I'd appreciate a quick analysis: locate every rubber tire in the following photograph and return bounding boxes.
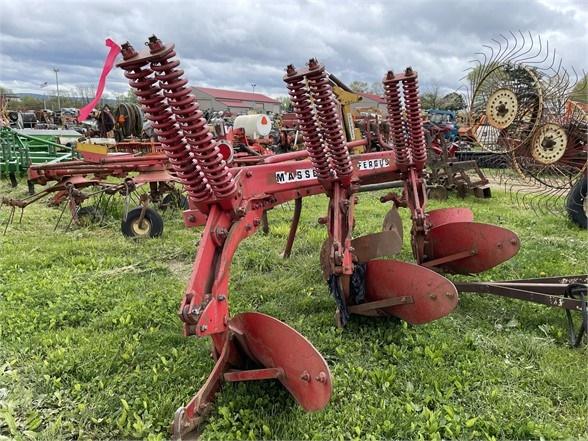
[121,207,164,238]
[160,193,188,210]
[77,206,103,226]
[566,175,587,229]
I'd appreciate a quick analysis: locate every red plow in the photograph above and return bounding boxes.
[115,36,586,439]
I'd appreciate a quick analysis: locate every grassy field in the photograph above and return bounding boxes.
[0,180,587,440]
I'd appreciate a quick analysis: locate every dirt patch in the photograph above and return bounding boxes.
[168,259,192,282]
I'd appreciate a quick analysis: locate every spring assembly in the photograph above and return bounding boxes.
[402,68,427,168]
[147,36,237,200]
[306,59,352,180]
[284,65,332,181]
[118,42,212,202]
[383,71,411,168]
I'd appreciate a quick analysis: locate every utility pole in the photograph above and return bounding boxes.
[53,68,61,111]
[251,83,256,94]
[40,82,48,109]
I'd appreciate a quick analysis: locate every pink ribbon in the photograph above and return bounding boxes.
[78,38,122,121]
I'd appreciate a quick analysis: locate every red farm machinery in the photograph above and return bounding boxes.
[113,36,588,439]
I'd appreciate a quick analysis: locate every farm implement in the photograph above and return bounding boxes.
[116,36,588,438]
[0,126,79,187]
[0,149,184,237]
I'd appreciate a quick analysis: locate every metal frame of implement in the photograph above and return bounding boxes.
[115,36,587,440]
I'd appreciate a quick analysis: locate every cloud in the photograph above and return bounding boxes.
[0,0,586,99]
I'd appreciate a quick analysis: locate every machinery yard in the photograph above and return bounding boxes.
[0,187,586,440]
[1,1,587,440]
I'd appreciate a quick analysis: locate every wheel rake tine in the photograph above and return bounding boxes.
[54,198,69,231]
[3,206,16,236]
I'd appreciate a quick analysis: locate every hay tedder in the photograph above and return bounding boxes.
[115,36,587,439]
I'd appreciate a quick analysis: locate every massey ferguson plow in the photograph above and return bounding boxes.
[115,36,587,439]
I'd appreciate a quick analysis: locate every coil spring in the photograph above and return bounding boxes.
[148,40,236,200]
[383,73,410,167]
[306,60,352,179]
[284,65,331,180]
[119,44,212,202]
[402,71,427,166]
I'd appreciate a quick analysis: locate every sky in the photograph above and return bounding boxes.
[0,0,586,100]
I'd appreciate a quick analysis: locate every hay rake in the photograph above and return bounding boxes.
[0,151,184,237]
[462,32,587,226]
[114,36,586,439]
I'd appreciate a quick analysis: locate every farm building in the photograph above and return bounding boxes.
[352,92,387,114]
[192,86,280,115]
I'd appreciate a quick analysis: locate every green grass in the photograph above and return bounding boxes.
[0,180,587,440]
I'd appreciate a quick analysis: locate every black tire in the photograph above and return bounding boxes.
[160,193,188,210]
[121,207,164,238]
[566,175,587,229]
[77,206,103,226]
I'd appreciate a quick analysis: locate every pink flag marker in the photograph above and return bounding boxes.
[78,38,122,121]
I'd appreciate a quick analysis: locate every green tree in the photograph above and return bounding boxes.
[349,81,369,93]
[570,74,588,103]
[439,92,465,111]
[420,86,441,110]
[369,82,383,96]
[277,96,291,111]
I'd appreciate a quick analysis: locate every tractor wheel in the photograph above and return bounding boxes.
[121,207,164,238]
[77,206,103,227]
[566,175,587,229]
[160,193,188,210]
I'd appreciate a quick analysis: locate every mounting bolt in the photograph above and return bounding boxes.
[121,42,138,60]
[429,293,437,300]
[246,224,252,231]
[285,64,297,76]
[246,171,253,178]
[147,35,164,53]
[405,66,414,75]
[308,58,320,70]
[200,325,208,332]
[315,372,328,383]
[510,238,518,246]
[318,217,328,225]
[445,292,455,298]
[253,218,261,227]
[300,371,311,382]
[188,215,196,222]
[385,70,395,80]
[217,295,226,301]
[497,242,503,249]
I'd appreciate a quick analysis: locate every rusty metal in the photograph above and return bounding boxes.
[456,275,587,347]
[401,68,427,169]
[306,59,353,184]
[425,222,520,274]
[350,230,402,263]
[117,41,213,203]
[147,36,237,201]
[427,207,474,228]
[362,260,458,323]
[283,197,302,258]
[284,65,331,181]
[110,37,585,439]
[383,71,410,169]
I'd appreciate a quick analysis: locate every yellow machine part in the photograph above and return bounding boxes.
[332,84,365,153]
